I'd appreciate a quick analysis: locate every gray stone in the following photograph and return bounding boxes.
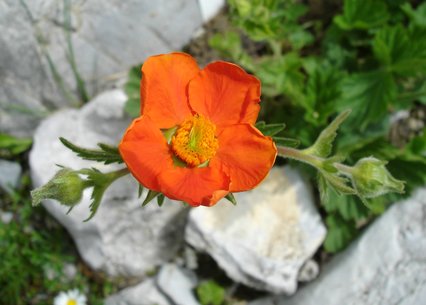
[157,264,200,305]
[0,0,203,136]
[250,188,426,305]
[29,89,188,277]
[185,167,326,294]
[297,259,319,283]
[105,279,171,305]
[0,159,22,193]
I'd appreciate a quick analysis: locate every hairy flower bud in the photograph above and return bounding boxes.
[337,157,405,199]
[31,168,87,207]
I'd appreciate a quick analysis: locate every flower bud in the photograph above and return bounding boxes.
[341,157,405,198]
[31,168,87,207]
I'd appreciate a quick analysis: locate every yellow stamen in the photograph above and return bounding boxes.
[171,115,219,167]
[67,300,77,305]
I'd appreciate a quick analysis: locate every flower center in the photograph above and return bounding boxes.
[67,300,77,305]
[171,115,219,167]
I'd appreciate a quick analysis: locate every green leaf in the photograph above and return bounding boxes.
[0,134,32,156]
[337,71,397,130]
[196,280,226,305]
[225,193,237,205]
[142,190,160,206]
[60,137,123,165]
[334,0,389,30]
[323,214,357,253]
[256,53,305,101]
[124,65,142,118]
[124,98,140,118]
[138,184,144,198]
[209,31,254,71]
[79,168,129,221]
[255,122,286,136]
[304,110,351,158]
[303,63,344,126]
[401,2,426,28]
[372,25,426,76]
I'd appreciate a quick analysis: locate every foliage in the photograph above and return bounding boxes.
[0,177,114,305]
[210,0,426,252]
[196,280,226,305]
[0,133,32,157]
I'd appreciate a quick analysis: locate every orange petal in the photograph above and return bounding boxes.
[211,124,277,192]
[188,61,261,126]
[158,166,230,207]
[141,52,199,128]
[119,116,174,191]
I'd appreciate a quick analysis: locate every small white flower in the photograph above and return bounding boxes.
[54,289,87,305]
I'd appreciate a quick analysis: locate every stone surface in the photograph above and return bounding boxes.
[105,279,171,305]
[0,159,22,193]
[157,264,200,305]
[0,0,203,136]
[185,167,326,294]
[29,89,188,277]
[297,259,319,283]
[250,188,426,305]
[198,0,225,22]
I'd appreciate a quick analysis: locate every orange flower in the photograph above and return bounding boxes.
[119,53,277,206]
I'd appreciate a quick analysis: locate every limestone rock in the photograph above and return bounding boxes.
[157,264,200,305]
[250,188,426,305]
[185,167,326,294]
[29,89,188,277]
[0,0,203,136]
[0,160,22,193]
[105,279,171,305]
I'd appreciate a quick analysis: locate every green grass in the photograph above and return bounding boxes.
[0,173,116,305]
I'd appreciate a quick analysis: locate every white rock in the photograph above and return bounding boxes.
[185,167,327,294]
[250,188,426,305]
[198,0,225,22]
[105,279,170,305]
[157,264,200,305]
[0,0,203,136]
[0,160,22,193]
[30,89,188,277]
[297,259,319,282]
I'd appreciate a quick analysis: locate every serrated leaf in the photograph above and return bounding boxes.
[334,0,389,30]
[304,110,351,158]
[337,71,397,130]
[255,122,286,136]
[225,193,237,205]
[142,190,160,206]
[372,25,426,76]
[401,2,426,29]
[60,137,123,165]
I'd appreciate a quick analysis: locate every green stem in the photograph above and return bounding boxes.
[277,145,324,169]
[106,167,129,181]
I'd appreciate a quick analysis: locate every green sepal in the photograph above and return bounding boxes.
[157,194,165,207]
[138,184,144,198]
[225,193,237,205]
[142,190,160,206]
[255,121,286,136]
[273,137,300,148]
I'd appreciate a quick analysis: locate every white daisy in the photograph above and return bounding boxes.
[54,289,87,305]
